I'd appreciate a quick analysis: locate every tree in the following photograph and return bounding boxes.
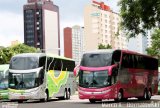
[0,44,37,64]
[146,29,160,66]
[11,44,37,54]
[118,0,160,37]
[98,44,112,49]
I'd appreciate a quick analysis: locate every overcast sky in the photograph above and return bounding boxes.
[0,0,119,48]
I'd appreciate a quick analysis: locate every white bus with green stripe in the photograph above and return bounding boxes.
[8,53,76,102]
[0,64,9,100]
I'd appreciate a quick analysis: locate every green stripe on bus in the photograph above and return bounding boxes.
[47,71,69,97]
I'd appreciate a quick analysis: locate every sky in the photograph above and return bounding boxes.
[0,0,119,48]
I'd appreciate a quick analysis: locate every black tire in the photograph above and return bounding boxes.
[89,99,96,103]
[137,89,148,101]
[143,89,148,100]
[147,90,151,100]
[115,90,123,102]
[58,90,68,100]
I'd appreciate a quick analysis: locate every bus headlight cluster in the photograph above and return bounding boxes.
[101,89,111,94]
[79,89,111,95]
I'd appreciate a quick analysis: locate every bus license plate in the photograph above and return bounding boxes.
[19,96,25,99]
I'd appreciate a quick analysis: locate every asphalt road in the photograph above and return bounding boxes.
[1,95,160,108]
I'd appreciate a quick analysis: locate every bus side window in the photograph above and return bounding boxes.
[62,60,75,72]
[53,58,62,71]
[47,57,54,71]
[112,50,121,65]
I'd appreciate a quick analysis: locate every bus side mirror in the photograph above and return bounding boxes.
[74,65,79,77]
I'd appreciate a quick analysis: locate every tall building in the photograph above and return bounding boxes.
[64,27,72,58]
[72,25,84,64]
[64,26,84,64]
[128,30,153,54]
[24,0,60,55]
[84,0,128,51]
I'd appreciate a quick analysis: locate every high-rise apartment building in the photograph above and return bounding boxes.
[84,0,128,51]
[128,30,153,54]
[64,26,84,64]
[24,0,60,55]
[72,25,84,64]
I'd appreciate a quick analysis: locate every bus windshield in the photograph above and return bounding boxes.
[81,53,112,67]
[0,71,8,90]
[10,57,39,70]
[79,70,110,88]
[9,72,38,90]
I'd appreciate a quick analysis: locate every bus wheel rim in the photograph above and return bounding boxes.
[148,91,151,99]
[45,92,47,101]
[144,91,147,99]
[64,91,67,99]
[118,92,122,100]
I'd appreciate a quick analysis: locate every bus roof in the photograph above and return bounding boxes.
[46,53,74,61]
[0,64,9,71]
[121,50,157,59]
[84,49,157,59]
[12,53,46,58]
[12,53,74,61]
[83,49,115,54]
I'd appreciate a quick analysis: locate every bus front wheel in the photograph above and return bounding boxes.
[40,91,49,102]
[115,90,123,102]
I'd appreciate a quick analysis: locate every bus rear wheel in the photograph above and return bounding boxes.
[147,90,151,100]
[66,89,71,100]
[143,89,148,100]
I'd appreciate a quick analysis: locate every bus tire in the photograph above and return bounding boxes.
[89,99,96,103]
[143,89,148,100]
[58,89,67,100]
[147,90,151,100]
[40,90,49,102]
[67,89,71,100]
[62,89,68,100]
[115,90,123,102]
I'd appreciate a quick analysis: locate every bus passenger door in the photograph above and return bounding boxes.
[110,67,118,98]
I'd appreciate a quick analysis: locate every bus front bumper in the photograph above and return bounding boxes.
[79,88,113,100]
[8,87,43,100]
[0,92,8,100]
